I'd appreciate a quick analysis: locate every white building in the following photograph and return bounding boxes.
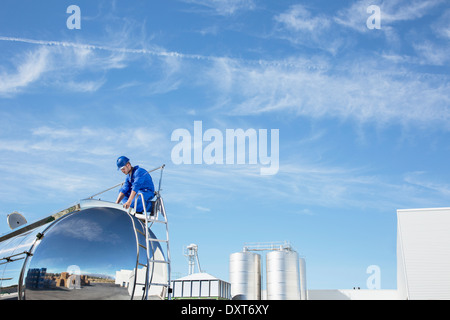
[171,272,231,300]
[307,207,450,300]
[397,207,450,300]
[308,289,398,300]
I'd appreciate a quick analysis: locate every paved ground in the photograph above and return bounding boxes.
[25,282,132,300]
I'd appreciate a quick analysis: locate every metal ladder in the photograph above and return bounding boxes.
[129,165,171,300]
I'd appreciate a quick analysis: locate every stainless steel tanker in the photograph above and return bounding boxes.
[0,199,169,300]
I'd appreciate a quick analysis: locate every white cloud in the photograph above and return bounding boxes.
[196,206,211,212]
[0,139,29,153]
[271,1,448,59]
[0,47,49,96]
[0,124,169,181]
[381,0,444,23]
[0,161,101,196]
[28,125,167,157]
[182,0,256,16]
[335,0,444,33]
[162,154,450,214]
[0,36,210,61]
[0,124,169,204]
[413,41,450,66]
[273,5,342,54]
[50,218,121,244]
[204,54,450,129]
[275,4,331,33]
[433,10,450,40]
[64,79,106,92]
[404,171,450,197]
[0,37,135,95]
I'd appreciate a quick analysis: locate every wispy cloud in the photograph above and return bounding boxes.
[27,125,166,157]
[0,123,169,201]
[195,206,211,212]
[204,55,450,129]
[0,36,216,62]
[64,79,106,92]
[0,37,129,95]
[51,218,121,244]
[413,41,450,66]
[335,0,444,32]
[404,171,450,198]
[181,0,256,16]
[432,9,450,40]
[1,29,448,133]
[273,4,343,54]
[381,0,444,23]
[163,154,450,215]
[0,161,101,197]
[0,35,221,96]
[0,47,49,96]
[275,5,331,33]
[272,0,447,58]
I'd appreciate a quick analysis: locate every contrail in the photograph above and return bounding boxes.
[0,35,214,61]
[0,35,324,70]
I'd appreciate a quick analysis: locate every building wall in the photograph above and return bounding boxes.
[397,207,450,300]
[307,289,398,300]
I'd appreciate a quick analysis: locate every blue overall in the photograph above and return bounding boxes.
[119,165,155,213]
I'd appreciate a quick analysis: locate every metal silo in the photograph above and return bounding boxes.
[229,251,261,300]
[266,249,300,300]
[299,257,307,300]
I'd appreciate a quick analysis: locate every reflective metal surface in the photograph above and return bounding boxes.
[1,226,44,300]
[2,164,169,300]
[229,252,261,300]
[299,257,307,300]
[266,249,300,300]
[1,203,83,300]
[21,207,166,300]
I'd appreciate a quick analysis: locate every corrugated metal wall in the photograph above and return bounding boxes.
[397,208,450,300]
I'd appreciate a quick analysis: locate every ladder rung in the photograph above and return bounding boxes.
[134,216,167,224]
[149,239,168,243]
[138,259,170,265]
[135,282,169,287]
[139,244,147,249]
[136,229,145,236]
[149,259,169,264]
[148,220,167,224]
[149,283,170,287]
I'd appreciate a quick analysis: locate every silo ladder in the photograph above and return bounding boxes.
[129,165,171,300]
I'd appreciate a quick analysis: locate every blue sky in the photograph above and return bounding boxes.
[0,0,449,290]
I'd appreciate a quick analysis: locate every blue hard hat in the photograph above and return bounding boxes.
[117,156,130,170]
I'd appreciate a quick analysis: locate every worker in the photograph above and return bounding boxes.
[115,156,155,213]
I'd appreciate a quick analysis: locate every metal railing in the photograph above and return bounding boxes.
[86,164,171,300]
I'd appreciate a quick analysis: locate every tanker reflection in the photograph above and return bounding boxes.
[23,207,164,300]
